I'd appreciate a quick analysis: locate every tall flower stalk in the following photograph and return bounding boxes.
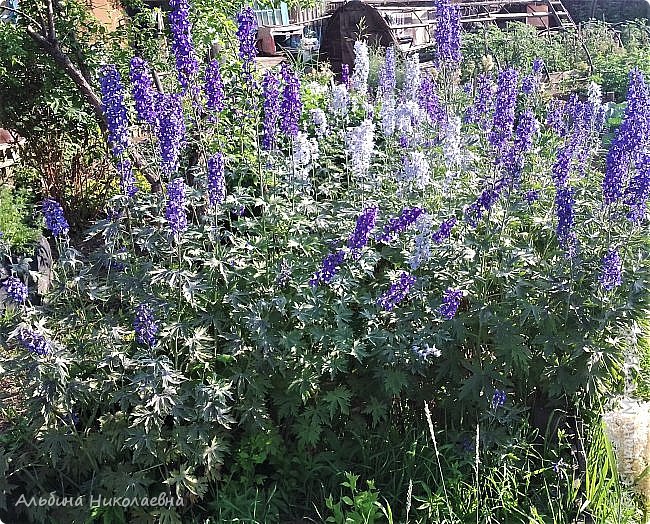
[99,64,137,197]
[169,0,199,92]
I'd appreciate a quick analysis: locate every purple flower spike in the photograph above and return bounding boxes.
[169,0,199,91]
[18,329,52,356]
[204,59,225,112]
[2,276,28,304]
[236,7,258,82]
[347,207,379,256]
[280,63,302,139]
[377,272,417,311]
[434,0,462,67]
[489,69,519,151]
[262,71,281,150]
[376,207,425,243]
[309,249,346,287]
[207,152,226,206]
[129,57,157,125]
[156,93,186,176]
[432,216,457,244]
[599,248,623,291]
[165,178,188,236]
[438,287,463,320]
[42,198,69,237]
[134,303,158,347]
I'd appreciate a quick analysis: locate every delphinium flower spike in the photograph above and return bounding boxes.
[280,63,302,139]
[434,0,462,67]
[169,0,199,91]
[432,216,457,244]
[376,207,425,243]
[165,178,188,236]
[309,249,346,287]
[603,69,650,205]
[204,58,225,112]
[42,198,69,237]
[438,287,463,319]
[377,272,417,311]
[156,93,186,176]
[130,57,157,125]
[207,153,226,206]
[99,64,137,196]
[262,70,281,150]
[491,389,507,409]
[347,206,379,257]
[18,329,52,356]
[599,248,623,291]
[489,68,519,151]
[2,276,28,304]
[236,7,258,83]
[134,304,158,347]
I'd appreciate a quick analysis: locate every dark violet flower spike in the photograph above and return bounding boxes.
[309,249,346,287]
[236,7,258,82]
[42,198,69,237]
[129,57,157,125]
[99,64,130,158]
[434,0,462,67]
[341,64,350,89]
[204,58,225,112]
[464,178,506,227]
[169,0,199,91]
[489,68,519,151]
[156,93,186,176]
[18,329,52,356]
[625,153,650,223]
[207,152,226,206]
[347,206,379,256]
[419,75,445,127]
[546,99,567,136]
[377,271,417,311]
[599,248,623,291]
[376,207,425,243]
[438,287,463,320]
[280,63,302,139]
[165,178,188,235]
[432,216,457,244]
[603,68,650,205]
[465,73,495,131]
[2,276,28,304]
[261,70,281,150]
[134,303,158,347]
[100,64,137,196]
[555,185,577,257]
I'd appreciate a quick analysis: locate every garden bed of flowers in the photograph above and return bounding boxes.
[1,0,649,522]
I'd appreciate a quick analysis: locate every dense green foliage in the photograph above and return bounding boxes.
[0,186,40,250]
[0,4,649,524]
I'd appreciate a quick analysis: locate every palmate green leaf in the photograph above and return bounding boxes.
[164,464,208,498]
[362,396,388,427]
[324,386,352,420]
[380,368,410,397]
[294,410,322,448]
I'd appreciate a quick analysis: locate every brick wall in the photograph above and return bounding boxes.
[563,0,650,23]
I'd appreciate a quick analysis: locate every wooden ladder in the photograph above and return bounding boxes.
[545,0,576,30]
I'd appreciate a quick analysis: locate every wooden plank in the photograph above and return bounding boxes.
[389,22,434,29]
[491,11,552,18]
